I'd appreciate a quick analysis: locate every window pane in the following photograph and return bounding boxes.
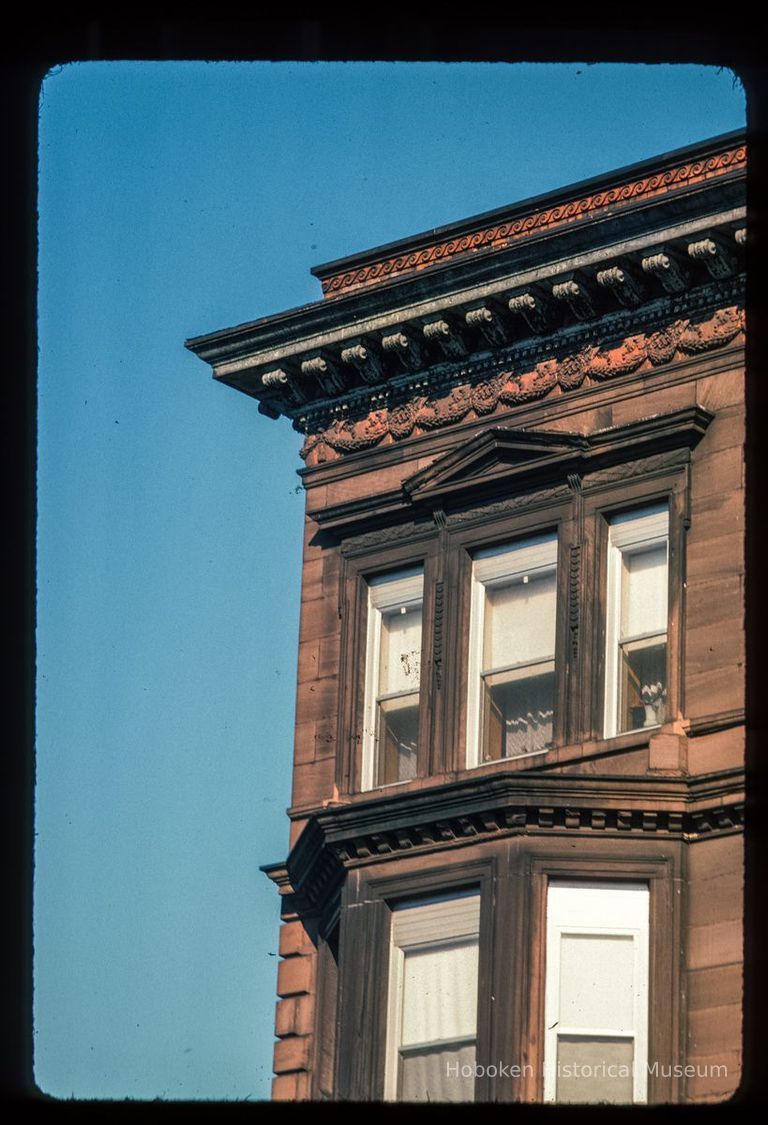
[482,666,554,759]
[620,542,667,639]
[556,1037,634,1104]
[401,940,479,1046]
[377,695,419,785]
[559,934,635,1029]
[380,604,422,695]
[619,638,666,733]
[483,568,556,671]
[399,1042,476,1102]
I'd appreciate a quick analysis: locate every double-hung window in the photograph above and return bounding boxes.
[466,532,558,766]
[384,890,481,1102]
[544,880,650,1104]
[604,505,669,738]
[362,567,424,791]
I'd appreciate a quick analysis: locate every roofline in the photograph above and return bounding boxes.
[309,128,745,281]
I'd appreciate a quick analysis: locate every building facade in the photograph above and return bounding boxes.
[187,131,745,1104]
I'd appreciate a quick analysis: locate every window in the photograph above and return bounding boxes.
[362,567,424,791]
[384,890,480,1102]
[604,505,669,738]
[544,881,649,1104]
[466,533,558,767]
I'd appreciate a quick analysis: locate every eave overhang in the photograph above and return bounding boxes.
[185,131,745,436]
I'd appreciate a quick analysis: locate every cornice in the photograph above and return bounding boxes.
[279,767,744,909]
[298,294,742,466]
[186,193,744,424]
[315,141,746,299]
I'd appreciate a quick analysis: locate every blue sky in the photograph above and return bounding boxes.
[35,61,746,1100]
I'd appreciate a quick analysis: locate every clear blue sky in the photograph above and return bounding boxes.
[35,61,746,1101]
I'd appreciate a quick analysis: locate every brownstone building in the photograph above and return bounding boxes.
[187,131,745,1103]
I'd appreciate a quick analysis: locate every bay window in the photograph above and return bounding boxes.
[466,532,558,767]
[604,505,669,738]
[384,890,481,1102]
[362,567,424,791]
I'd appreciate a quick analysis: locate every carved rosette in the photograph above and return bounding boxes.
[299,305,744,464]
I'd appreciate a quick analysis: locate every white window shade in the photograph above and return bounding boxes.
[400,940,479,1046]
[483,569,557,671]
[620,544,668,639]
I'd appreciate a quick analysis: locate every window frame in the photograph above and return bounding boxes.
[582,471,688,746]
[447,501,574,773]
[543,879,650,1104]
[334,855,496,1101]
[521,844,684,1105]
[384,889,482,1102]
[603,504,670,740]
[361,567,425,792]
[336,537,439,796]
[465,532,560,768]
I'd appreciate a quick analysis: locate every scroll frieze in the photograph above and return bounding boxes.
[300,305,744,465]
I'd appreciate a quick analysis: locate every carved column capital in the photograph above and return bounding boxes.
[507,289,550,334]
[381,329,423,370]
[464,305,508,348]
[261,366,307,406]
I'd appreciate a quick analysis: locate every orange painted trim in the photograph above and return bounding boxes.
[320,146,746,299]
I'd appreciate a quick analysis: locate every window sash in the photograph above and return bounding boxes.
[362,569,424,791]
[466,534,558,768]
[604,506,669,738]
[544,881,649,1104]
[385,892,481,1102]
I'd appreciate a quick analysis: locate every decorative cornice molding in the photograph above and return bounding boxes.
[282,768,745,909]
[300,304,743,465]
[318,144,746,299]
[316,406,709,540]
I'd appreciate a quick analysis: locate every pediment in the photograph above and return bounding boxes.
[311,407,713,537]
[402,425,588,505]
